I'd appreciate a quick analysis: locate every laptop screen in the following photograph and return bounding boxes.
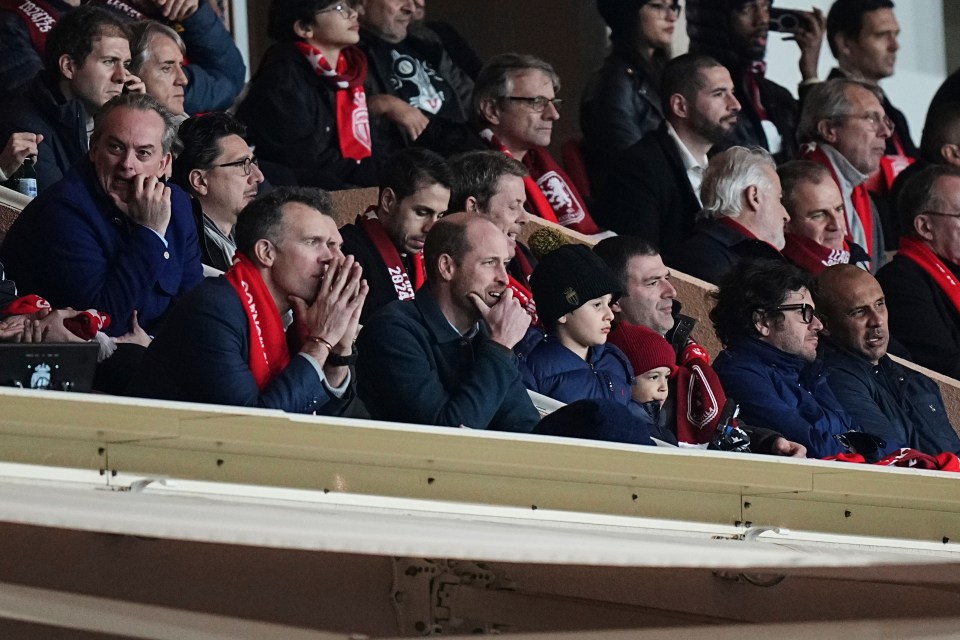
[0,343,99,392]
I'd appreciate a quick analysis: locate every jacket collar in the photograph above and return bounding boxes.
[413,284,484,345]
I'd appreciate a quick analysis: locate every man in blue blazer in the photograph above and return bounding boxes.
[0,94,203,336]
[130,187,367,412]
[0,93,203,338]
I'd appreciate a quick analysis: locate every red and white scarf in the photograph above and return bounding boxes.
[897,236,960,318]
[3,294,110,339]
[480,129,601,235]
[359,211,425,301]
[802,143,875,257]
[296,42,372,162]
[225,253,290,390]
[781,232,856,275]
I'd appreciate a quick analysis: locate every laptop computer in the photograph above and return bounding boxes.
[0,343,99,392]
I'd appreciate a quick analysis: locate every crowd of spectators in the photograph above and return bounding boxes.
[2,0,960,467]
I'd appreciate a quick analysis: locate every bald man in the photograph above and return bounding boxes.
[816,265,960,455]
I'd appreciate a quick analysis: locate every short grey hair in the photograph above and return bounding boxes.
[128,21,186,76]
[472,53,560,123]
[797,78,884,143]
[700,146,776,220]
[92,93,179,155]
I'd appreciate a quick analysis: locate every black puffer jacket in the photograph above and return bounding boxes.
[686,0,799,162]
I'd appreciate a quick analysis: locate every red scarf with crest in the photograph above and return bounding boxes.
[295,42,372,161]
[480,129,601,235]
[225,253,290,390]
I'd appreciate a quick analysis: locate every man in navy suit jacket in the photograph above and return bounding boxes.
[130,187,368,413]
[0,93,203,337]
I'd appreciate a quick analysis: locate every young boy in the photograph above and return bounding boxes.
[607,322,677,407]
[520,244,634,405]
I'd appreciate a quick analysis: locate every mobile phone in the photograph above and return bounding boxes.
[769,7,802,32]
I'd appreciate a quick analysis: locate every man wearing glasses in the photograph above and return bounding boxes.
[710,259,869,458]
[876,165,960,380]
[173,113,265,272]
[473,53,603,236]
[798,78,893,270]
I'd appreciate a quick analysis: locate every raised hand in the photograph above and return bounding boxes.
[469,288,531,349]
[0,132,43,179]
[123,174,172,235]
[289,255,365,359]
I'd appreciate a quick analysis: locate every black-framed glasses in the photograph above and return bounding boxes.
[645,1,682,18]
[841,111,894,133]
[922,210,960,220]
[775,303,816,324]
[500,96,562,113]
[317,1,357,18]
[214,156,259,176]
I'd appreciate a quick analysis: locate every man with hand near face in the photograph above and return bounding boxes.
[817,264,960,456]
[0,93,202,339]
[340,148,453,323]
[131,187,366,413]
[448,150,537,322]
[356,213,540,431]
[0,5,145,191]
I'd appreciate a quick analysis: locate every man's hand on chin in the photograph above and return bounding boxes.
[123,174,172,237]
[470,288,531,350]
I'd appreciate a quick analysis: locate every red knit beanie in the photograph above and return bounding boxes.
[608,321,678,377]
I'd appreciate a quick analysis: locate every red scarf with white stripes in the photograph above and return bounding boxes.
[480,129,601,235]
[225,253,290,390]
[359,212,425,301]
[295,42,372,161]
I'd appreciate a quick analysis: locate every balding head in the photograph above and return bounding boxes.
[817,264,889,363]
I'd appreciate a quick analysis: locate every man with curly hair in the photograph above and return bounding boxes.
[709,259,880,458]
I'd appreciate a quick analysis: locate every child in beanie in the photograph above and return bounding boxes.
[607,321,678,406]
[520,244,636,406]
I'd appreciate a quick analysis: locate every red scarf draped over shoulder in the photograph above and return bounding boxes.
[225,253,290,390]
[781,232,855,275]
[897,236,960,317]
[480,129,601,235]
[296,42,372,161]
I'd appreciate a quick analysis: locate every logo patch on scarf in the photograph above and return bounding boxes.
[686,364,720,429]
[537,171,585,226]
[352,91,372,151]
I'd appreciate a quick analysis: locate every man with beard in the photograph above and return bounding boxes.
[686,0,826,162]
[599,53,741,261]
[339,147,453,323]
[817,264,960,455]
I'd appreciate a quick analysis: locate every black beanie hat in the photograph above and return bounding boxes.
[530,244,622,325]
[596,0,650,41]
